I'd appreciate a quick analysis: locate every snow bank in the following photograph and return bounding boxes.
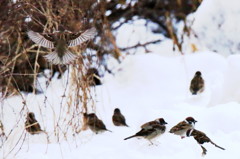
[185,0,240,56]
[1,52,240,159]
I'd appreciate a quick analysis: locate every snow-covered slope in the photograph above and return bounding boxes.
[1,52,240,159]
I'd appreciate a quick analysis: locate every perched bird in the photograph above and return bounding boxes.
[190,71,205,95]
[86,68,101,86]
[85,113,112,134]
[0,120,6,138]
[124,118,167,144]
[169,117,197,139]
[27,27,96,65]
[141,118,166,129]
[82,113,89,130]
[25,112,43,135]
[186,129,225,156]
[112,108,128,127]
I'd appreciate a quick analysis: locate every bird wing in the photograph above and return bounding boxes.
[191,129,210,144]
[68,27,96,47]
[170,121,191,133]
[190,77,204,90]
[27,30,54,48]
[141,121,158,129]
[113,114,126,124]
[136,124,164,137]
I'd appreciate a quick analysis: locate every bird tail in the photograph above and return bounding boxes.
[44,50,78,65]
[210,141,225,150]
[124,135,137,140]
[192,92,197,95]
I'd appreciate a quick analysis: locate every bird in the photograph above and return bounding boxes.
[140,118,166,129]
[0,120,6,138]
[112,108,128,127]
[25,112,43,135]
[190,71,205,95]
[82,113,89,130]
[186,128,225,156]
[85,113,112,134]
[124,118,167,144]
[169,117,197,139]
[27,27,97,65]
[86,68,102,86]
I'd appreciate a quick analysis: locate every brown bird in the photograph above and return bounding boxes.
[0,120,6,138]
[190,71,205,95]
[169,117,197,139]
[124,118,167,144]
[112,108,128,127]
[85,113,112,134]
[186,129,225,156]
[82,113,89,130]
[27,27,96,65]
[25,112,43,135]
[140,118,166,129]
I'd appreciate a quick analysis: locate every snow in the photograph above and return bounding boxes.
[2,0,240,158]
[1,52,240,159]
[184,0,240,56]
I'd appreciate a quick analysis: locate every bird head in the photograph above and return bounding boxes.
[156,118,168,125]
[27,112,35,120]
[195,71,202,76]
[114,108,121,114]
[185,117,197,125]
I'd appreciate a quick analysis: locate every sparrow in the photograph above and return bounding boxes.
[169,117,197,139]
[112,108,128,127]
[27,27,97,65]
[86,68,101,86]
[190,71,205,95]
[140,118,166,129]
[85,113,112,134]
[124,118,167,144]
[186,128,225,156]
[25,112,43,135]
[82,113,89,130]
[0,120,6,138]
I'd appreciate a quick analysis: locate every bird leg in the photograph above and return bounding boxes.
[181,136,185,139]
[148,140,154,146]
[148,140,159,146]
[200,145,207,156]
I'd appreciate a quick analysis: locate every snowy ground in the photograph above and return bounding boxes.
[2,0,240,158]
[1,52,240,159]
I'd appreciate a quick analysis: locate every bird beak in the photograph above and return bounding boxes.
[195,121,198,123]
[165,122,168,124]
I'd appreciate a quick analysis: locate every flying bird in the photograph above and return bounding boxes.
[25,112,43,135]
[124,118,167,144]
[186,128,225,156]
[27,27,96,65]
[112,108,128,127]
[85,113,112,134]
[169,117,197,139]
[190,71,205,95]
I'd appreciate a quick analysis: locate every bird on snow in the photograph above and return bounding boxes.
[124,118,167,144]
[169,117,197,139]
[25,112,44,135]
[85,113,112,134]
[112,108,128,127]
[27,27,96,65]
[190,71,205,95]
[186,128,225,156]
